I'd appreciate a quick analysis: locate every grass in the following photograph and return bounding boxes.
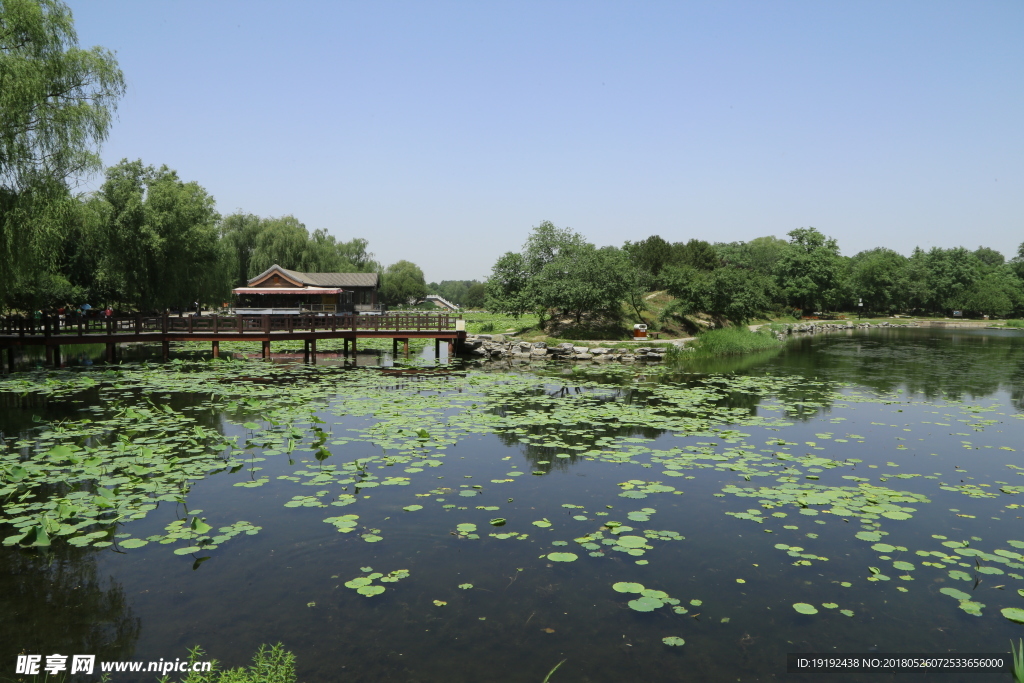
[159,644,296,683]
[1005,320,1024,328]
[1013,639,1024,683]
[671,326,781,360]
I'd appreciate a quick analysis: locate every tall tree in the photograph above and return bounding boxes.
[0,0,125,308]
[849,247,908,314]
[380,260,427,307]
[774,227,843,312]
[92,159,222,310]
[220,212,262,286]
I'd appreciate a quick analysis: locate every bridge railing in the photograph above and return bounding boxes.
[0,313,460,337]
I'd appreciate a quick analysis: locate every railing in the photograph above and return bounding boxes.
[0,313,460,337]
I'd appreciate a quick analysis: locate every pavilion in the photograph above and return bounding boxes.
[233,265,380,314]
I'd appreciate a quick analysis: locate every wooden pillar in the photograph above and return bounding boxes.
[392,337,398,356]
[351,336,357,356]
[54,345,63,368]
[212,341,220,359]
[403,338,409,358]
[303,339,310,363]
[262,340,270,359]
[105,343,115,363]
[434,338,440,359]
[344,337,349,357]
[448,340,454,358]
[45,344,53,366]
[162,341,170,361]
[310,338,317,365]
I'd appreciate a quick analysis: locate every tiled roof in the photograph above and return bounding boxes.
[248,265,378,288]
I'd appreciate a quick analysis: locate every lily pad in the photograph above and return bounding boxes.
[792,603,818,615]
[612,582,645,594]
[547,552,578,562]
[662,636,685,646]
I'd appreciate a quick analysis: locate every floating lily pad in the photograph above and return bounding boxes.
[792,603,818,615]
[662,636,685,646]
[547,552,578,562]
[612,582,645,594]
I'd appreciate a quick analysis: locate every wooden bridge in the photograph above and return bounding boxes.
[0,313,466,371]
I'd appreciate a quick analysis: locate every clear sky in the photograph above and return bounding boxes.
[67,0,1023,282]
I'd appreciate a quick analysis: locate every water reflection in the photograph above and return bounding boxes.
[0,544,140,672]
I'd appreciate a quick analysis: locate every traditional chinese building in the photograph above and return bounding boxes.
[232,264,380,313]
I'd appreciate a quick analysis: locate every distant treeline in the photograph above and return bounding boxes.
[3,158,434,313]
[485,222,1024,325]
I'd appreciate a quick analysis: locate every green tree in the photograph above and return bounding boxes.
[92,159,222,310]
[849,247,907,314]
[485,252,532,318]
[249,216,312,275]
[220,212,262,286]
[670,239,720,271]
[380,260,426,307]
[623,235,673,286]
[663,265,774,324]
[715,236,788,277]
[464,282,486,308]
[973,246,1004,268]
[774,227,843,312]
[0,0,125,308]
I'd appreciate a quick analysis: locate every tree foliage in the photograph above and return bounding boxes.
[774,227,843,312]
[381,260,426,307]
[0,0,124,309]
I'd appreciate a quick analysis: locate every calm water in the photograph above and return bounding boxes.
[2,327,1024,682]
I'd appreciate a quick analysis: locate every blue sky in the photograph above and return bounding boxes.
[68,1,1023,282]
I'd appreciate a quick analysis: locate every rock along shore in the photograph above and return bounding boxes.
[461,321,921,364]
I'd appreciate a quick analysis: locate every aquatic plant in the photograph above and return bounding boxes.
[157,644,296,683]
[684,326,782,358]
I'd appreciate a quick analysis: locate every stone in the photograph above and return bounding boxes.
[530,347,548,356]
[590,347,610,355]
[532,341,548,349]
[574,353,594,360]
[572,346,589,354]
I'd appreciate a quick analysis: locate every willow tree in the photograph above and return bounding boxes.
[0,0,125,308]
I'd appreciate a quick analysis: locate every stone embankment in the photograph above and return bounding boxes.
[462,335,667,362]
[767,320,919,341]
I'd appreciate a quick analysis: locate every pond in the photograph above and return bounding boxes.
[2,327,1024,682]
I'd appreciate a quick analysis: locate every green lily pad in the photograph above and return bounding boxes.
[1001,607,1024,623]
[792,603,818,615]
[356,585,385,597]
[612,582,645,594]
[628,596,664,612]
[662,636,685,646]
[547,552,578,562]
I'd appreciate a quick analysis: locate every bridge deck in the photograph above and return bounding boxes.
[0,313,464,347]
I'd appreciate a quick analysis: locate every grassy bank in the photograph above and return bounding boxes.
[670,326,781,360]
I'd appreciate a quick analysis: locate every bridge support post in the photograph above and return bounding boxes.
[352,337,357,356]
[344,337,349,357]
[392,337,398,357]
[105,343,115,363]
[262,340,270,359]
[403,338,409,358]
[434,338,440,359]
[448,340,454,358]
[212,341,220,359]
[56,345,63,368]
[303,340,310,363]
[162,341,169,361]
[45,344,53,366]
[310,339,317,365]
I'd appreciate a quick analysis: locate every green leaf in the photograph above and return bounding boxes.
[547,552,578,562]
[662,636,685,646]
[792,603,818,615]
[612,582,645,594]
[1001,607,1024,624]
